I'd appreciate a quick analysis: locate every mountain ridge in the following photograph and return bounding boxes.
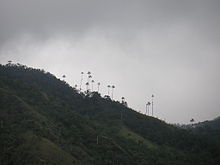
[0,63,220,165]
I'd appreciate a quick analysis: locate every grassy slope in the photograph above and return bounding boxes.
[0,64,220,165]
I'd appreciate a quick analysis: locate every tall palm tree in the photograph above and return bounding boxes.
[62,75,66,81]
[86,82,89,93]
[111,85,115,99]
[86,71,91,91]
[87,71,91,82]
[91,80,95,92]
[151,94,154,116]
[121,97,125,103]
[121,97,125,120]
[97,82,101,92]
[147,102,151,115]
[88,75,92,91]
[80,72,84,91]
[190,118,195,125]
[145,103,148,115]
[107,85,111,96]
[145,102,149,115]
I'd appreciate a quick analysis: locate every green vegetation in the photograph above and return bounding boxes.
[0,63,220,165]
[185,117,220,146]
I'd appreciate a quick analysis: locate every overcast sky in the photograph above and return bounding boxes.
[0,0,220,124]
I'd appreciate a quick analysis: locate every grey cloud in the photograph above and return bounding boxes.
[0,0,220,123]
[1,0,220,42]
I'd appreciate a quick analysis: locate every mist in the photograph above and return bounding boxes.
[0,0,220,123]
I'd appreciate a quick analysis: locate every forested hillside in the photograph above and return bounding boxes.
[186,117,220,144]
[0,64,220,165]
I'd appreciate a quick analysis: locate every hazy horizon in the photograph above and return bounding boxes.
[0,0,220,124]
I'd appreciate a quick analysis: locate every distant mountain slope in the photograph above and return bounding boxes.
[0,64,220,165]
[195,117,220,130]
[189,117,220,142]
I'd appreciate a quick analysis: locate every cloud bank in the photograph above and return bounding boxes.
[0,0,220,123]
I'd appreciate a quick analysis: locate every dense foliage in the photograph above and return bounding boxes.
[184,117,220,146]
[0,64,220,165]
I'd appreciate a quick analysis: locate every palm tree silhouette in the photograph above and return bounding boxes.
[121,97,125,103]
[91,80,95,92]
[86,82,89,93]
[121,97,127,107]
[87,71,91,91]
[121,97,125,120]
[87,71,91,82]
[151,94,154,116]
[80,72,84,91]
[145,103,148,115]
[124,101,128,107]
[107,85,111,96]
[88,75,92,91]
[190,118,195,125]
[97,82,101,92]
[111,85,115,99]
[62,75,66,81]
[147,102,151,115]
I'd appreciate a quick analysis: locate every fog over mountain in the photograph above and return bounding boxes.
[0,0,220,123]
